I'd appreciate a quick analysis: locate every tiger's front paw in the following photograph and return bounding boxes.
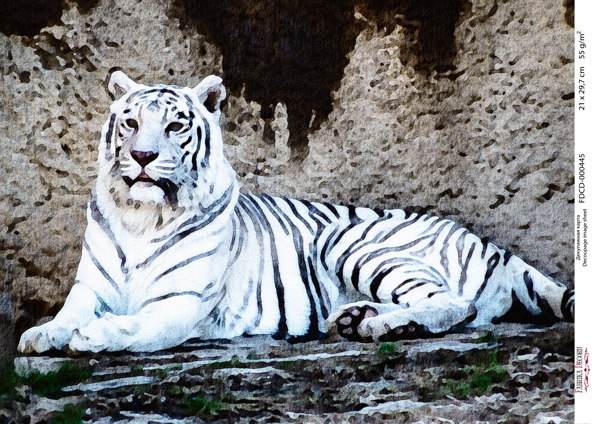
[67,328,110,353]
[18,323,73,354]
[68,313,137,353]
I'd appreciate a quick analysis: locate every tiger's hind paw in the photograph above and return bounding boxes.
[328,301,440,342]
[329,304,379,342]
[377,321,431,342]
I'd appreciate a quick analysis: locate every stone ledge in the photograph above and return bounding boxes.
[3,322,573,423]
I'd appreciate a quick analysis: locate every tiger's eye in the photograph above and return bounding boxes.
[166,122,184,133]
[125,119,138,130]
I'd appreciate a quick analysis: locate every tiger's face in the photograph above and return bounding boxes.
[97,71,236,216]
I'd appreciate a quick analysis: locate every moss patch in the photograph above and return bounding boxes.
[22,362,93,399]
[420,351,510,401]
[183,395,225,418]
[50,403,86,424]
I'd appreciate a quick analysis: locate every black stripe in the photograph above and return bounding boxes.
[257,196,290,235]
[197,185,234,215]
[369,267,396,302]
[181,136,192,149]
[474,252,501,301]
[192,116,210,172]
[245,196,289,339]
[299,201,334,316]
[89,198,127,274]
[140,291,215,310]
[480,237,489,259]
[201,117,211,168]
[523,271,535,301]
[391,278,421,294]
[125,88,163,103]
[160,88,178,96]
[230,211,247,263]
[369,257,413,277]
[280,198,314,232]
[457,242,476,296]
[181,151,190,164]
[156,178,179,207]
[503,250,513,266]
[427,290,445,299]
[392,281,439,302]
[321,202,341,219]
[421,216,442,235]
[455,231,468,267]
[277,197,333,320]
[229,215,238,252]
[283,202,333,310]
[320,230,338,271]
[191,127,200,172]
[297,200,332,319]
[308,257,329,320]
[561,289,574,322]
[439,224,463,277]
[378,212,421,244]
[83,240,121,294]
[76,281,114,316]
[152,247,220,284]
[183,94,195,110]
[299,199,333,224]
[105,114,116,152]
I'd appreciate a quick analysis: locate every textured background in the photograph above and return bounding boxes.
[0,0,574,344]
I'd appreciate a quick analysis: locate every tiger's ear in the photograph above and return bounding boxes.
[108,71,140,100]
[193,75,226,114]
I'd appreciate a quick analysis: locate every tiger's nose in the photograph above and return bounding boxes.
[130,150,159,168]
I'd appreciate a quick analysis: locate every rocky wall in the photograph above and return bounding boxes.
[0,0,574,343]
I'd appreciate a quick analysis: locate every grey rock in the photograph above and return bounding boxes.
[4,323,574,423]
[0,292,15,365]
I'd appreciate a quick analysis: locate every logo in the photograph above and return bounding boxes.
[575,347,590,393]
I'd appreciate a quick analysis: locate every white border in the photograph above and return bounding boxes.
[574,1,597,422]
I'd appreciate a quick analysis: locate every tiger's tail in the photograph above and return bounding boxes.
[500,255,574,324]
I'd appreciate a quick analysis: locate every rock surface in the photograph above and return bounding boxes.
[0,0,574,343]
[2,323,574,423]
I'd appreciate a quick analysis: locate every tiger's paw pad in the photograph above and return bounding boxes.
[335,305,379,342]
[378,321,431,342]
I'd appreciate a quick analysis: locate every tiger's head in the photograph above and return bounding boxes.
[96,71,238,231]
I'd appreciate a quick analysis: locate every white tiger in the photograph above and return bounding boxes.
[18,72,574,353]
